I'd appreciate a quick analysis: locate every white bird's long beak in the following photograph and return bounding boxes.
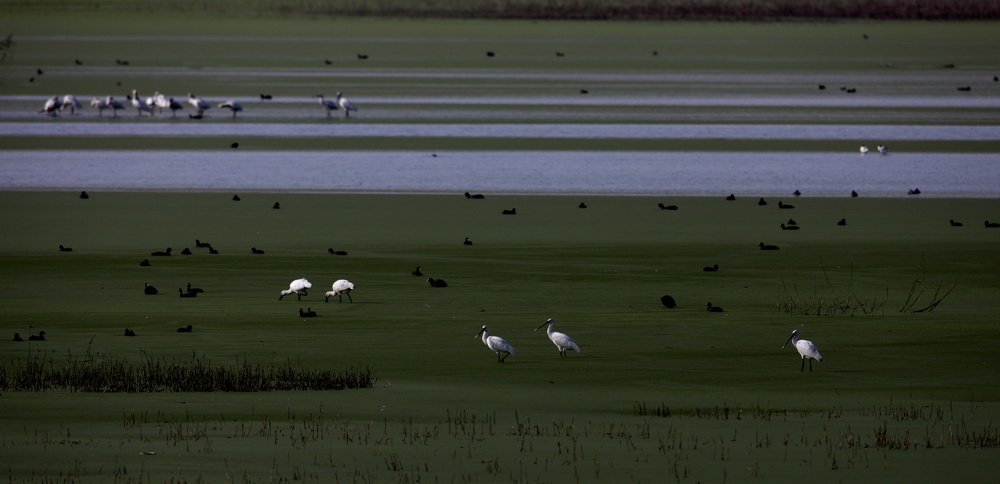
[782,334,795,349]
[534,322,549,332]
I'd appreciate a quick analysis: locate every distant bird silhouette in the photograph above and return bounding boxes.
[144,283,158,295]
[464,237,473,246]
[186,283,204,294]
[705,302,724,312]
[357,54,369,60]
[464,192,486,199]
[195,239,211,248]
[758,198,767,206]
[427,278,448,288]
[59,245,73,252]
[230,142,239,149]
[908,188,921,195]
[328,248,348,255]
[180,248,192,255]
[139,259,150,266]
[949,219,963,227]
[299,308,318,317]
[837,218,847,226]
[986,221,1000,228]
[259,94,273,100]
[28,331,46,341]
[502,208,517,215]
[251,247,265,254]
[411,266,423,276]
[578,202,587,208]
[486,51,495,57]
[232,194,241,201]
[780,223,799,230]
[957,86,971,92]
[703,264,719,272]
[725,194,736,201]
[150,247,172,256]
[786,218,797,225]
[124,328,136,337]
[79,191,89,199]
[272,202,280,209]
[179,288,197,298]
[793,190,801,196]
[658,203,678,210]
[759,242,780,250]
[778,201,795,209]
[13,333,24,342]
[851,190,858,197]
[177,325,193,333]
[660,295,677,308]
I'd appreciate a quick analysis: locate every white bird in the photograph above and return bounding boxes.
[535,318,580,357]
[877,144,889,155]
[130,89,152,116]
[335,92,358,118]
[859,145,868,155]
[218,100,243,118]
[474,325,516,363]
[60,94,82,114]
[151,92,170,114]
[39,96,62,115]
[279,278,312,300]
[187,93,211,116]
[324,279,355,303]
[782,329,823,372]
[90,97,108,117]
[106,96,126,117]
[317,94,338,117]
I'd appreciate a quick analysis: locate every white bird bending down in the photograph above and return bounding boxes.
[336,92,358,118]
[475,325,516,363]
[859,145,868,155]
[877,144,889,155]
[187,93,211,116]
[218,100,243,118]
[130,89,152,116]
[39,96,62,115]
[317,94,338,117]
[279,278,312,300]
[325,279,355,303]
[535,318,580,357]
[782,329,823,372]
[60,94,82,114]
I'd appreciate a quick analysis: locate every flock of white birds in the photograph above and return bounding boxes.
[38,91,358,119]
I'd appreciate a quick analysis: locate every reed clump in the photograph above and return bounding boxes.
[0,352,374,392]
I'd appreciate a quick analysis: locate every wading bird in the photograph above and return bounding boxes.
[90,97,109,116]
[279,278,312,300]
[782,329,823,372]
[859,145,869,155]
[218,100,243,118]
[187,93,210,116]
[336,92,358,118]
[317,94,338,117]
[325,279,355,303]
[130,89,152,116]
[39,96,62,115]
[475,325,516,363]
[535,318,580,357]
[106,96,126,117]
[60,94,82,114]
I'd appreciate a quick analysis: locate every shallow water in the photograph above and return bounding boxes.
[1,150,995,197]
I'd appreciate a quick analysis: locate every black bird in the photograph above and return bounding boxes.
[580,89,589,94]
[28,331,46,341]
[181,248,192,255]
[657,203,678,210]
[703,264,719,272]
[251,247,265,254]
[949,219,963,227]
[328,248,348,255]
[427,278,448,288]
[578,202,587,209]
[177,325,193,333]
[186,283,204,294]
[851,190,858,197]
[144,283,158,295]
[195,239,211,248]
[79,191,89,199]
[357,54,369,60]
[13,333,24,342]
[411,266,423,276]
[124,328,136,337]
[464,237,473,246]
[272,202,280,209]
[786,218,797,225]
[150,247,172,256]
[818,84,826,90]
[486,51,495,57]
[793,190,801,196]
[781,223,800,230]
[464,192,485,199]
[232,194,241,201]
[705,302,724,312]
[957,86,971,91]
[139,259,150,266]
[759,242,780,250]
[660,295,677,308]
[230,142,239,149]
[837,218,847,226]
[299,308,318,317]
[986,221,1000,228]
[502,208,516,215]
[725,194,736,201]
[259,94,273,100]
[179,288,197,298]
[59,245,73,252]
[758,198,767,206]
[778,201,795,209]
[908,188,921,195]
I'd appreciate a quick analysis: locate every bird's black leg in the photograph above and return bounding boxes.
[500,352,509,363]
[800,359,805,372]
[809,359,813,372]
[347,293,353,303]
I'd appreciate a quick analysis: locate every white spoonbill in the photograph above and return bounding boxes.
[782,329,823,372]
[218,100,243,118]
[279,278,312,300]
[39,96,62,115]
[335,92,358,118]
[90,97,108,117]
[106,96,126,117]
[60,94,82,114]
[877,144,889,155]
[325,279,355,303]
[187,93,211,116]
[535,318,580,357]
[130,89,152,116]
[859,145,868,155]
[316,94,338,117]
[474,325,516,363]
